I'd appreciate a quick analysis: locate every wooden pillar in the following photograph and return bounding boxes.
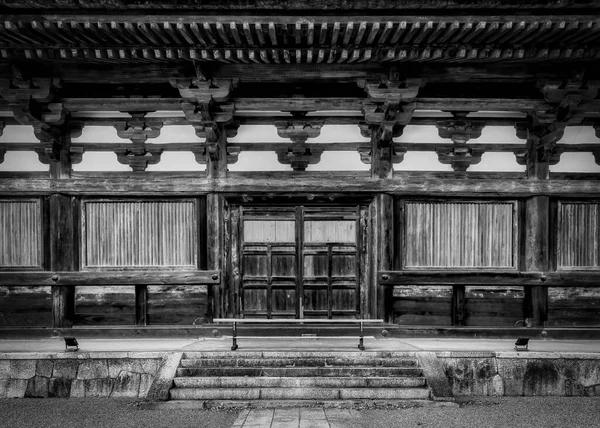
[452,285,466,326]
[525,196,550,327]
[206,124,228,320]
[135,285,147,326]
[520,118,557,328]
[371,129,395,321]
[49,126,79,328]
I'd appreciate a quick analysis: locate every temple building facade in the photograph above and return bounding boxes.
[0,0,599,336]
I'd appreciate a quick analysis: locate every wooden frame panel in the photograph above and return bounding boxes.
[556,200,600,271]
[0,198,44,270]
[401,199,519,271]
[80,198,199,270]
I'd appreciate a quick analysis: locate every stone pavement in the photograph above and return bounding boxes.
[232,408,361,428]
[1,336,599,354]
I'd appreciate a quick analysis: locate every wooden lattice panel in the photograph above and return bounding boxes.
[0,200,42,268]
[558,202,600,269]
[404,201,517,269]
[82,200,197,269]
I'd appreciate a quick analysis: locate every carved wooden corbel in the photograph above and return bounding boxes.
[357,144,406,165]
[539,78,600,124]
[274,120,324,171]
[113,113,163,171]
[435,112,485,171]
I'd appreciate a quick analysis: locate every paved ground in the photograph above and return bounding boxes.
[1,336,599,354]
[1,397,600,428]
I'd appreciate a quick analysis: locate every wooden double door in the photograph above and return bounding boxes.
[230,205,368,319]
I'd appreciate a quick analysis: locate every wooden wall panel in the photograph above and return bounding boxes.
[548,287,600,327]
[393,285,452,326]
[74,286,135,325]
[464,286,525,326]
[82,200,197,269]
[557,203,600,269]
[0,200,42,268]
[243,220,295,243]
[304,220,356,243]
[146,285,207,325]
[404,201,516,269]
[0,286,51,326]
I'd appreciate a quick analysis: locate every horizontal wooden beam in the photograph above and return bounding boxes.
[379,271,546,286]
[379,270,600,286]
[0,270,221,286]
[4,142,598,153]
[1,175,599,196]
[544,271,600,286]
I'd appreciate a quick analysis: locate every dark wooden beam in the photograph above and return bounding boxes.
[1,176,600,196]
[0,270,221,286]
[379,270,546,286]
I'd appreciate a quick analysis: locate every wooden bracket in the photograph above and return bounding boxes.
[436,112,485,144]
[538,78,600,124]
[114,146,163,172]
[275,120,323,143]
[515,113,566,164]
[114,112,163,144]
[358,144,406,165]
[191,142,239,165]
[0,147,5,164]
[436,146,485,171]
[593,149,600,166]
[362,78,422,104]
[275,144,324,171]
[170,77,236,104]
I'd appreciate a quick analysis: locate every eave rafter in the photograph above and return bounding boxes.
[2,14,600,64]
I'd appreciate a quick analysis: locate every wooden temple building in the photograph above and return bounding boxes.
[0,0,599,336]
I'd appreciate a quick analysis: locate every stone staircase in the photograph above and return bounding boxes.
[168,351,432,404]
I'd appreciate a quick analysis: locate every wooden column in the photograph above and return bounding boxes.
[135,285,147,326]
[452,285,466,326]
[206,124,228,319]
[371,129,395,322]
[49,124,80,328]
[518,116,560,327]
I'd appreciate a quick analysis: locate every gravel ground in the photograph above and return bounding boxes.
[358,397,600,428]
[1,397,599,428]
[0,398,238,428]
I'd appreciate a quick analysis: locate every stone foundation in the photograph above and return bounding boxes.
[438,352,600,397]
[0,352,162,398]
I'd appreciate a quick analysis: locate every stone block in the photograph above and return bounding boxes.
[25,376,49,398]
[70,379,86,398]
[110,372,141,398]
[0,360,11,378]
[9,360,36,379]
[48,378,72,398]
[0,378,27,398]
[53,360,79,379]
[139,373,156,397]
[107,360,134,378]
[80,379,115,397]
[77,360,109,379]
[36,360,53,378]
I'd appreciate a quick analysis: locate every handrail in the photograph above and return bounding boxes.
[213,318,384,351]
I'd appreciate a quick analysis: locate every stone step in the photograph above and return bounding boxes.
[173,376,427,389]
[176,366,423,378]
[182,351,417,359]
[179,357,418,368]
[170,387,431,401]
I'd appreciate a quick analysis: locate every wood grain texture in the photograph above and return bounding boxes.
[557,202,600,269]
[0,270,220,286]
[393,285,452,326]
[0,286,52,326]
[82,200,197,268]
[404,201,516,269]
[548,287,600,327]
[0,200,42,268]
[380,271,545,285]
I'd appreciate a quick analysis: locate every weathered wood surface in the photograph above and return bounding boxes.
[547,287,600,327]
[380,271,546,285]
[464,286,525,326]
[75,285,134,326]
[403,201,517,269]
[393,285,452,326]
[0,286,52,326]
[0,271,221,286]
[82,200,198,268]
[146,285,207,325]
[2,177,600,196]
[0,199,42,268]
[557,202,600,269]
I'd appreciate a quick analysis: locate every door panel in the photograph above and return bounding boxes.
[235,206,363,319]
